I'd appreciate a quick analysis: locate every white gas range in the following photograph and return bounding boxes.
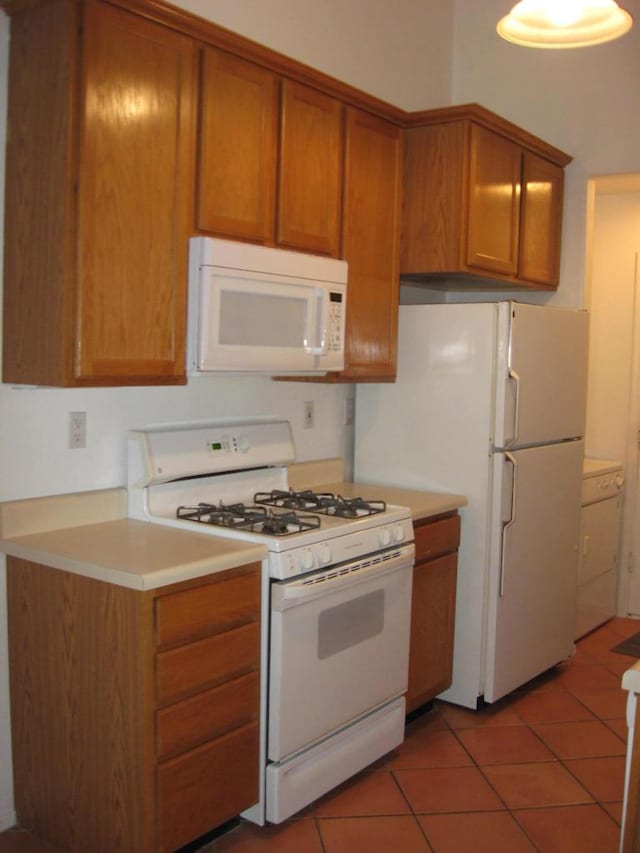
[128,419,415,825]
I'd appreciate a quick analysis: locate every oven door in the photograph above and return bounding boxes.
[268,544,414,763]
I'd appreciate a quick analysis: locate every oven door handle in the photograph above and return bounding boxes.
[271,546,414,611]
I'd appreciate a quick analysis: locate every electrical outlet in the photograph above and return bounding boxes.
[69,411,87,449]
[303,400,314,429]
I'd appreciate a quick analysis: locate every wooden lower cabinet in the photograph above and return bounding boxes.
[6,558,261,853]
[406,514,460,714]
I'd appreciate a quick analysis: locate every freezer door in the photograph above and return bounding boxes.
[484,439,583,703]
[495,303,589,448]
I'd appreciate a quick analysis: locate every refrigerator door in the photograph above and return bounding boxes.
[355,303,497,708]
[494,303,589,449]
[484,439,583,703]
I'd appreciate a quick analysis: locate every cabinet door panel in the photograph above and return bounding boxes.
[407,552,457,713]
[466,125,521,276]
[414,515,460,564]
[158,721,259,852]
[197,48,278,242]
[340,108,402,380]
[277,80,342,256]
[519,152,564,285]
[76,0,195,382]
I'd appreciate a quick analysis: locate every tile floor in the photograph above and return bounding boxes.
[0,616,637,853]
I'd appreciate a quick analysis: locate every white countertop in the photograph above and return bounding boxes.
[583,456,623,478]
[1,518,266,591]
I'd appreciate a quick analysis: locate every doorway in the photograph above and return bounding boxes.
[585,174,640,615]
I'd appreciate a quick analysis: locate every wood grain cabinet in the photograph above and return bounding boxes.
[197,47,279,243]
[406,513,460,714]
[401,105,571,289]
[2,0,196,386]
[338,108,403,381]
[7,558,261,853]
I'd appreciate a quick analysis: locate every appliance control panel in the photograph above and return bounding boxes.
[582,469,624,505]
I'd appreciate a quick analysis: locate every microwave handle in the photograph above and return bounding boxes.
[306,289,328,356]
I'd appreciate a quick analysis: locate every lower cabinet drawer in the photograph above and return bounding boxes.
[157,721,259,852]
[413,514,460,564]
[157,671,259,760]
[156,621,259,707]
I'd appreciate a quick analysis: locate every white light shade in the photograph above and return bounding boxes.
[497,0,633,48]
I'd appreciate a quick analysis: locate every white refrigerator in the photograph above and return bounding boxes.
[354,302,589,709]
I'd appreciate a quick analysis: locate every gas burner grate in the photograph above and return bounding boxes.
[176,501,322,536]
[254,489,387,518]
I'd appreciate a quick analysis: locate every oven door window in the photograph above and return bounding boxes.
[318,589,384,660]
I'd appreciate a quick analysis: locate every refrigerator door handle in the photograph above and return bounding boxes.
[504,368,521,449]
[500,452,517,597]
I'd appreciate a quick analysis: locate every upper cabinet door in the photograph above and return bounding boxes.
[466,125,521,277]
[76,0,196,382]
[197,48,279,243]
[341,108,403,381]
[519,152,565,286]
[277,81,343,256]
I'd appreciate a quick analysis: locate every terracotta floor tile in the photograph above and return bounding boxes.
[606,617,640,638]
[437,700,523,730]
[604,717,629,740]
[510,686,596,723]
[563,755,627,802]
[531,719,625,759]
[481,761,593,809]
[455,723,554,765]
[555,663,622,690]
[393,765,504,813]
[313,770,410,817]
[602,799,623,824]
[390,726,473,769]
[418,811,536,853]
[514,803,619,852]
[569,687,627,720]
[318,815,430,852]
[212,818,323,852]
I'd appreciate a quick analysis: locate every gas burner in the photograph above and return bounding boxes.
[316,495,387,518]
[176,501,321,537]
[254,489,334,511]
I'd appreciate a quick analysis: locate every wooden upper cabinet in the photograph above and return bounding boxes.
[277,80,343,257]
[466,124,521,277]
[197,48,279,243]
[401,105,571,290]
[519,151,565,286]
[340,108,403,381]
[3,0,196,386]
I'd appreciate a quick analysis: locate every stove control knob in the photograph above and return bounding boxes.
[237,434,251,453]
[379,528,391,547]
[393,524,405,543]
[299,549,315,571]
[320,545,332,565]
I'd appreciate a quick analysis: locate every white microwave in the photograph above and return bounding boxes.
[187,237,348,375]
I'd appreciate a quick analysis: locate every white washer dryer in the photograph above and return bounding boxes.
[575,457,625,640]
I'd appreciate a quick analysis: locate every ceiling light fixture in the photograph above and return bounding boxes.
[497,0,633,48]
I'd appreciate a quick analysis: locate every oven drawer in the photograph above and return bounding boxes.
[156,621,260,707]
[158,721,259,853]
[413,514,460,565]
[155,566,260,649]
[157,671,259,760]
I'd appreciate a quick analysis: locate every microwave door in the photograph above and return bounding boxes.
[198,271,318,372]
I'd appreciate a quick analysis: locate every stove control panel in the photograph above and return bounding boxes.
[269,516,414,579]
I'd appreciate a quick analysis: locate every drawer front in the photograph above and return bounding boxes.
[157,671,259,760]
[414,514,460,564]
[158,721,259,852]
[155,565,260,649]
[156,621,259,707]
